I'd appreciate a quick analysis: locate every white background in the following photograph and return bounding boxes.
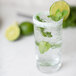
[0,0,76,76]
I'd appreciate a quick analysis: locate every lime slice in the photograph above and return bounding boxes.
[39,41,51,54]
[5,22,20,41]
[50,1,70,20]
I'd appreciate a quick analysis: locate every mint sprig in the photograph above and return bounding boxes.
[36,15,45,22]
[48,9,68,21]
[56,9,62,18]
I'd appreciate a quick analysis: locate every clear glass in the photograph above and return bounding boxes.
[33,12,63,73]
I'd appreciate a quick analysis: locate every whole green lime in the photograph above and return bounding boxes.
[19,22,34,35]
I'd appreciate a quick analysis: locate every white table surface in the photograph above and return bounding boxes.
[0,6,76,76]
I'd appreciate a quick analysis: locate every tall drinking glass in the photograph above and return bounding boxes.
[33,12,63,73]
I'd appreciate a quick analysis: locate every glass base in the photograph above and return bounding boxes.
[37,62,62,73]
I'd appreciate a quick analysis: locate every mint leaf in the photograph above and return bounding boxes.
[51,15,60,21]
[47,15,51,18]
[39,41,51,54]
[35,41,39,46]
[36,15,45,22]
[62,10,68,17]
[42,32,47,37]
[48,9,68,21]
[36,16,43,22]
[48,9,63,21]
[56,9,62,19]
[45,32,52,37]
[40,27,44,32]
[42,32,52,37]
[39,27,52,37]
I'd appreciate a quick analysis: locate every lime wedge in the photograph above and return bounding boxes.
[39,41,51,54]
[5,22,20,41]
[50,1,70,20]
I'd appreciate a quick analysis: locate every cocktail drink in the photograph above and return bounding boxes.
[33,1,70,73]
[33,12,63,73]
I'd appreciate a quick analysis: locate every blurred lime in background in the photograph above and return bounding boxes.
[19,22,34,35]
[5,22,20,41]
[5,22,34,41]
[63,6,76,28]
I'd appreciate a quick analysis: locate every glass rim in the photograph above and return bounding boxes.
[33,12,63,27]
